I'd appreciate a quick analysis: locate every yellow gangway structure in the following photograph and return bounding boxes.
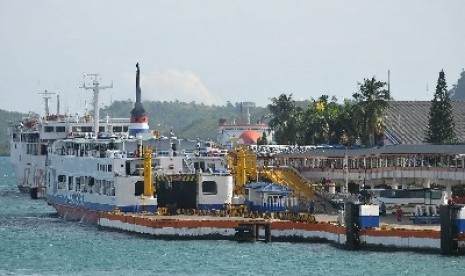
[227,145,257,195]
[228,145,314,199]
[259,166,314,198]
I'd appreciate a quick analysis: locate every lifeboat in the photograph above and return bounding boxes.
[24,119,38,128]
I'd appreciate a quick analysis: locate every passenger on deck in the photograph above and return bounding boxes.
[396,206,403,222]
[380,202,386,216]
[309,200,315,213]
[321,200,326,212]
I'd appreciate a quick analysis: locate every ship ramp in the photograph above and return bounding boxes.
[259,166,314,199]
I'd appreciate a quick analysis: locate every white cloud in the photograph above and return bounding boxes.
[124,69,221,105]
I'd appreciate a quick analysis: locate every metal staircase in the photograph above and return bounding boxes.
[260,166,314,198]
[227,145,314,199]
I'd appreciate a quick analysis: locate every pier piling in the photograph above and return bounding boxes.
[234,222,272,242]
[345,202,360,250]
[440,204,462,255]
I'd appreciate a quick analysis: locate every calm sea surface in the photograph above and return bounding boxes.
[0,157,464,275]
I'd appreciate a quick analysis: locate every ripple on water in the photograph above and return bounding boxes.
[1,157,465,275]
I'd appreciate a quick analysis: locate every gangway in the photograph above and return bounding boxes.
[227,145,314,199]
[260,166,314,198]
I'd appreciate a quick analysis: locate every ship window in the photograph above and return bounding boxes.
[202,181,217,195]
[123,126,129,132]
[110,181,115,196]
[58,175,66,190]
[56,126,66,132]
[41,144,47,155]
[82,126,93,133]
[44,126,54,132]
[108,165,112,172]
[95,180,101,195]
[113,126,122,132]
[68,176,73,190]
[102,180,107,195]
[75,177,81,192]
[134,181,144,196]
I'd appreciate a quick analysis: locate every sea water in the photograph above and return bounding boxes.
[0,157,464,276]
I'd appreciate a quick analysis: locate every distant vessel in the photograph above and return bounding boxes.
[8,76,130,199]
[217,104,273,146]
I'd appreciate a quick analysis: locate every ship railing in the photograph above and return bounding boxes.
[101,118,131,123]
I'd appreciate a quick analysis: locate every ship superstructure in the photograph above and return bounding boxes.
[45,64,236,222]
[8,76,130,198]
[45,136,234,223]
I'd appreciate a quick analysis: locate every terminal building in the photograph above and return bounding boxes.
[258,101,465,200]
[384,101,465,145]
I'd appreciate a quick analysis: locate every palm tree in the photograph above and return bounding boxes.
[352,77,391,147]
[268,94,299,144]
[333,98,358,146]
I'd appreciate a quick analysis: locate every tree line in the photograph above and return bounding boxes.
[266,71,457,147]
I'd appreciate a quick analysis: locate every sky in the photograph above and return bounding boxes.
[1,0,464,115]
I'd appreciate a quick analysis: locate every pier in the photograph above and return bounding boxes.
[98,203,465,255]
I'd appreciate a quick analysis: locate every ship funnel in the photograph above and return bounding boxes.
[129,63,150,137]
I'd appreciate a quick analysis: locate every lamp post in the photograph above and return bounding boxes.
[363,165,367,204]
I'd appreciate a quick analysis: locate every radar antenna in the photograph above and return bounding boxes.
[38,90,57,117]
[80,74,113,137]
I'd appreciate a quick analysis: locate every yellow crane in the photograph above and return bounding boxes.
[227,145,257,195]
[143,146,154,196]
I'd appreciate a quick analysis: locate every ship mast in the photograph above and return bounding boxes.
[80,74,113,137]
[38,90,56,118]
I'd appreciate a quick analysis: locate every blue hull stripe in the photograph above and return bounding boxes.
[47,194,157,213]
[198,204,225,210]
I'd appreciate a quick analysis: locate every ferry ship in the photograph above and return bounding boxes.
[8,76,130,199]
[45,136,235,223]
[45,63,243,223]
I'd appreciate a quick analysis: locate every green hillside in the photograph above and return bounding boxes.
[101,100,269,139]
[0,101,269,156]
